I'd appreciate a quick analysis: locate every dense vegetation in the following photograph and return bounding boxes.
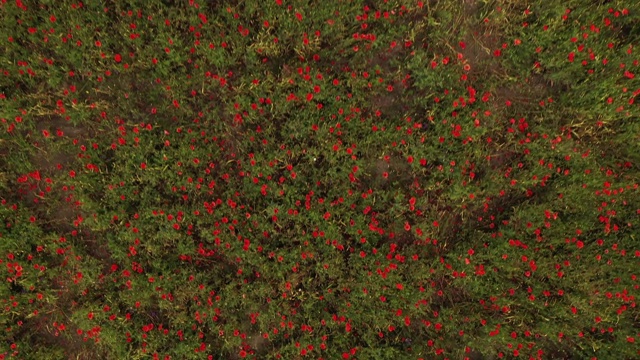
[1,0,639,359]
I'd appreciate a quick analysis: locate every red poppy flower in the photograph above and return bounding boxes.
[114,54,122,62]
[452,124,462,137]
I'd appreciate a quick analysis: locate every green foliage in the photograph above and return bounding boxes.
[0,0,638,359]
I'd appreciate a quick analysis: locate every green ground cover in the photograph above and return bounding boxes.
[0,0,639,358]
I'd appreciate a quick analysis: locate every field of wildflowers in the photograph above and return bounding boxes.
[0,0,639,359]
